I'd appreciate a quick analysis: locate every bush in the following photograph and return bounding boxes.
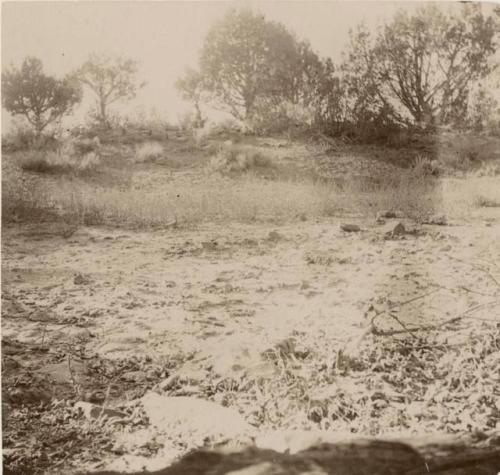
[209,142,273,173]
[134,141,164,163]
[245,101,316,136]
[19,150,63,173]
[2,122,60,152]
[17,144,101,175]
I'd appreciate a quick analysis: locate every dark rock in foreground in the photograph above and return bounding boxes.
[83,438,500,475]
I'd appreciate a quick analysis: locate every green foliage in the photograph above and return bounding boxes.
[2,57,82,135]
[76,54,145,128]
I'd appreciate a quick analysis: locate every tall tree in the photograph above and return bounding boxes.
[343,4,499,128]
[2,57,82,135]
[196,9,303,120]
[175,68,206,127]
[76,55,145,127]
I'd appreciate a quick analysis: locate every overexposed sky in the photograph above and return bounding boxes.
[1,1,493,126]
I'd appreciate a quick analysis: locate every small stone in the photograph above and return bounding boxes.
[384,221,406,237]
[340,224,361,232]
[73,273,90,285]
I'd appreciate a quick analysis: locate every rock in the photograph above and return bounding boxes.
[74,273,91,285]
[140,393,255,441]
[384,221,406,237]
[75,401,127,421]
[86,438,428,475]
[6,385,52,406]
[340,224,361,232]
[376,210,402,220]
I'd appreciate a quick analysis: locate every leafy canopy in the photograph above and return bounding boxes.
[197,9,304,120]
[76,54,145,126]
[2,57,82,134]
[342,4,499,128]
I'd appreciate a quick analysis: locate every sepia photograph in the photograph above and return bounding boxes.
[1,1,500,474]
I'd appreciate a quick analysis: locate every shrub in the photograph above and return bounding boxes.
[134,141,164,163]
[246,100,316,136]
[209,143,273,173]
[2,121,60,152]
[19,150,63,173]
[17,145,101,175]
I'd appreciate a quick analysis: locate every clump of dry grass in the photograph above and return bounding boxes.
[412,155,441,177]
[16,143,101,175]
[473,195,500,208]
[134,141,164,163]
[209,142,274,173]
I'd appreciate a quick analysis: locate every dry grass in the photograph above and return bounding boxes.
[15,147,101,175]
[3,133,500,228]
[134,141,164,163]
[209,143,274,173]
[441,176,500,217]
[2,169,447,228]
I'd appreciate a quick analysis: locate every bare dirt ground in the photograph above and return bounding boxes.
[2,134,500,474]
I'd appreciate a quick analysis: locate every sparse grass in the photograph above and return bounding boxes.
[473,195,500,208]
[4,133,500,228]
[3,168,447,228]
[412,155,441,176]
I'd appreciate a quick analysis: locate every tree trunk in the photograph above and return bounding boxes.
[99,98,108,129]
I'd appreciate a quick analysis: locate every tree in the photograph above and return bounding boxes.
[175,68,206,127]
[196,9,304,120]
[1,57,82,135]
[343,4,499,128]
[76,55,145,127]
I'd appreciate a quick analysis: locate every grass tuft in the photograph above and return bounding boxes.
[209,143,274,173]
[134,141,164,163]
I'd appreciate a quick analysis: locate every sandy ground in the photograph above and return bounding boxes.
[3,216,499,368]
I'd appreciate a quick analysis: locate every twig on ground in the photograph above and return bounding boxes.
[386,311,420,339]
[343,289,441,355]
[447,256,500,289]
[369,288,441,330]
[373,300,500,337]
